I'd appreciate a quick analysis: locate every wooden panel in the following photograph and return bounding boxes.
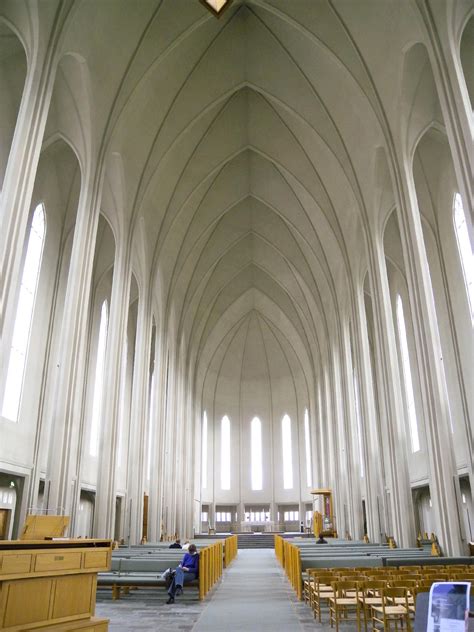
[2,577,52,627]
[35,552,82,572]
[0,554,31,574]
[51,574,94,619]
[83,551,108,570]
[20,515,69,540]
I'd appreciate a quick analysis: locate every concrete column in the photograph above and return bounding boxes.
[354,288,386,543]
[94,244,131,537]
[44,169,99,519]
[148,332,165,543]
[368,241,415,547]
[414,0,473,235]
[0,2,71,338]
[397,166,465,555]
[127,292,152,544]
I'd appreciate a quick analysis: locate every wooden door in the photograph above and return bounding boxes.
[0,508,11,539]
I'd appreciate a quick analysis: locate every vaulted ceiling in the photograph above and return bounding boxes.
[46,0,430,390]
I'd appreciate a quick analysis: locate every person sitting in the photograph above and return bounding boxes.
[316,533,328,544]
[169,538,182,549]
[166,544,199,604]
[181,540,190,551]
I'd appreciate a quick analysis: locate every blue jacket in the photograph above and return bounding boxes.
[180,552,199,576]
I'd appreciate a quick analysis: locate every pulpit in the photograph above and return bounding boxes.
[311,489,337,537]
[0,515,111,631]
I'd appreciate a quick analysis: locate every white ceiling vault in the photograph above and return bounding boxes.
[53,0,442,398]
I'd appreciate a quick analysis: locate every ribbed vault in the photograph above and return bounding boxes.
[91,0,385,388]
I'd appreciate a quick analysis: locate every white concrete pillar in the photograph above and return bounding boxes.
[94,244,131,537]
[43,169,99,519]
[397,164,465,555]
[0,3,69,338]
[414,0,473,235]
[148,331,165,543]
[368,242,415,547]
[354,288,386,543]
[126,292,152,544]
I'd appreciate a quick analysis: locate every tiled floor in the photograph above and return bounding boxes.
[95,549,334,631]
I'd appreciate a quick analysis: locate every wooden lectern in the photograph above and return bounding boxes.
[0,515,111,631]
[311,489,338,538]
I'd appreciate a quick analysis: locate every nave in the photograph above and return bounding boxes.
[96,549,313,632]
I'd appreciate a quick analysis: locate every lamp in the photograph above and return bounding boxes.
[200,0,232,18]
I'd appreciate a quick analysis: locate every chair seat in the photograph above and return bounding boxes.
[390,596,414,605]
[372,605,408,615]
[330,597,358,606]
[360,597,382,605]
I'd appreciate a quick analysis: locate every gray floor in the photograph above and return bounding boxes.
[95,549,330,631]
[193,549,312,631]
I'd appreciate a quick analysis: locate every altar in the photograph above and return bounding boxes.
[240,521,275,532]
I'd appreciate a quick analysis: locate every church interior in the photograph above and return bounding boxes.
[0,0,472,629]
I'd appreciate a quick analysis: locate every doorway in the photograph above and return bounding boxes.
[0,509,11,539]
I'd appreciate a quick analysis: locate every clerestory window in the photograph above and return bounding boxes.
[282,414,293,489]
[221,415,230,490]
[396,295,420,452]
[251,417,262,490]
[453,193,473,322]
[89,300,108,456]
[202,411,208,489]
[2,203,46,422]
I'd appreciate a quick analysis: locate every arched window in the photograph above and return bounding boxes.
[251,417,262,490]
[304,408,312,487]
[202,411,208,489]
[2,203,46,422]
[396,295,420,453]
[353,375,365,477]
[282,414,293,489]
[117,336,128,467]
[453,193,474,321]
[220,415,230,490]
[89,300,108,456]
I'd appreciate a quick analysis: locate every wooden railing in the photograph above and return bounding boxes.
[274,534,302,600]
[224,534,238,567]
[199,541,223,600]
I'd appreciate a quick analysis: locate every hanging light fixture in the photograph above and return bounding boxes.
[200,0,233,18]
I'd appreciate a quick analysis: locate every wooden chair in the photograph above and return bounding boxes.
[359,580,386,632]
[371,587,411,632]
[452,572,474,581]
[313,573,337,622]
[303,568,319,605]
[329,580,361,632]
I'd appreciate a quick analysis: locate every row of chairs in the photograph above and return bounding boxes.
[303,565,474,632]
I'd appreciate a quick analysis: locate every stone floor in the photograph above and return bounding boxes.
[95,549,338,631]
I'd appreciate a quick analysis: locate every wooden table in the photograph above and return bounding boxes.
[0,538,112,631]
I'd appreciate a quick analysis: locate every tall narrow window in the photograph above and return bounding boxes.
[453,193,474,321]
[353,375,365,477]
[282,415,293,489]
[304,409,312,487]
[220,415,230,490]
[251,417,262,490]
[117,337,128,467]
[396,295,420,452]
[90,300,108,456]
[2,204,45,421]
[146,370,155,481]
[202,411,208,489]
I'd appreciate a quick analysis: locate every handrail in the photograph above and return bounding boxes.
[224,534,238,567]
[274,535,302,600]
[198,541,223,600]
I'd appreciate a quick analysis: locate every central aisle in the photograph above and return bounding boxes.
[192,549,306,631]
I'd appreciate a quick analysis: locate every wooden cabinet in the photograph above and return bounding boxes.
[0,539,111,631]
